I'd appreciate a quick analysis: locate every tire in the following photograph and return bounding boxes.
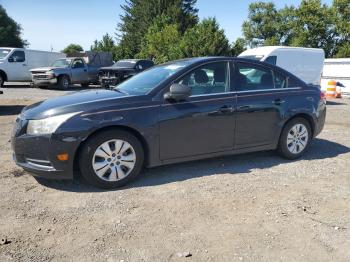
[57,75,70,90]
[79,129,144,189]
[277,117,312,159]
[0,74,4,87]
[81,83,89,88]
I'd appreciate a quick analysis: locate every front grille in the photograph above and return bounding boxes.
[33,74,50,80]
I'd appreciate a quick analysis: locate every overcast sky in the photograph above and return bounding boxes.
[1,0,332,52]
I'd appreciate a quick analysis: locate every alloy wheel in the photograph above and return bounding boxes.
[286,123,309,154]
[92,139,136,182]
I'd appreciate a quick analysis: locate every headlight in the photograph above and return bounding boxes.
[27,112,80,135]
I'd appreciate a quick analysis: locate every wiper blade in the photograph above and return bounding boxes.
[113,87,128,95]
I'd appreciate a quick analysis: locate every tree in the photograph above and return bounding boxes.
[0,5,27,47]
[62,44,83,56]
[333,0,350,57]
[290,0,337,57]
[242,2,282,47]
[117,0,198,58]
[231,38,247,57]
[91,33,120,59]
[181,18,231,57]
[137,15,182,64]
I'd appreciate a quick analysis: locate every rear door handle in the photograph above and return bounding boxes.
[274,99,285,105]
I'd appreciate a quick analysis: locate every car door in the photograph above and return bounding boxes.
[159,61,236,160]
[7,50,29,81]
[71,59,88,83]
[234,61,283,149]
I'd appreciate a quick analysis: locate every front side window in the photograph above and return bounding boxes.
[236,62,274,91]
[176,62,229,96]
[72,59,84,68]
[9,51,25,63]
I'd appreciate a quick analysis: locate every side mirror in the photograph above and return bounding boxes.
[8,57,14,63]
[164,83,191,102]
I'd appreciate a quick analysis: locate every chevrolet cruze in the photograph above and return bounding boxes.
[11,57,326,188]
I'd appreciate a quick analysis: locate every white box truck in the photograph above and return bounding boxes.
[238,46,325,85]
[321,58,350,95]
[0,47,65,86]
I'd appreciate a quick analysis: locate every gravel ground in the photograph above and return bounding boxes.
[1,87,350,262]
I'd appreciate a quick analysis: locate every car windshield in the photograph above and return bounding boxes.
[113,60,137,68]
[0,48,11,59]
[51,59,71,67]
[116,62,187,95]
[240,55,264,61]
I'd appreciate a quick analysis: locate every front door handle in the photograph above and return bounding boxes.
[219,105,234,114]
[274,98,285,105]
[84,69,87,72]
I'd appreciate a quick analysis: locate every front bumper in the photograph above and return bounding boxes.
[32,78,57,86]
[11,124,81,180]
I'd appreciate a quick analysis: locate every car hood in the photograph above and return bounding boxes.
[22,89,133,119]
[30,67,64,72]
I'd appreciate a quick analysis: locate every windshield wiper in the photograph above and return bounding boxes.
[113,87,129,95]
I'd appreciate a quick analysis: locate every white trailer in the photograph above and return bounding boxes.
[321,58,350,95]
[238,46,325,85]
[0,47,65,86]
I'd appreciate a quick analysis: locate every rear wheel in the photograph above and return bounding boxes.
[57,75,69,90]
[79,130,144,189]
[278,117,312,159]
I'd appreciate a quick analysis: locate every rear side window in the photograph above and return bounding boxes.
[274,71,287,89]
[9,51,25,62]
[236,62,274,91]
[288,78,301,88]
[265,56,277,65]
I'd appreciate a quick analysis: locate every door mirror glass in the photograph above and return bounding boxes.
[164,83,191,102]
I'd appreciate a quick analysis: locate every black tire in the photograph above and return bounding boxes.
[57,75,70,90]
[277,117,312,160]
[0,74,4,87]
[79,129,144,189]
[81,83,89,88]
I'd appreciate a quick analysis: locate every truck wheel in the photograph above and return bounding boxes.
[81,83,89,88]
[0,75,4,87]
[57,75,70,90]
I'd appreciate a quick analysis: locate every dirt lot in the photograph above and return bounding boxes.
[1,86,350,262]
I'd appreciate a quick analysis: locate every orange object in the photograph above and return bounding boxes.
[57,153,69,161]
[326,80,337,98]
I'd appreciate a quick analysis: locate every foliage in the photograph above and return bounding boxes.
[0,5,28,47]
[180,18,231,57]
[62,44,83,56]
[117,0,198,58]
[242,0,350,58]
[90,33,119,59]
[137,15,182,64]
[231,38,247,57]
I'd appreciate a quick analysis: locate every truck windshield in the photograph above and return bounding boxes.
[116,62,187,95]
[240,55,264,61]
[113,60,137,68]
[51,59,71,67]
[0,48,11,59]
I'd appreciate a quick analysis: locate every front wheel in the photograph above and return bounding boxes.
[277,118,312,159]
[57,75,70,90]
[79,130,144,189]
